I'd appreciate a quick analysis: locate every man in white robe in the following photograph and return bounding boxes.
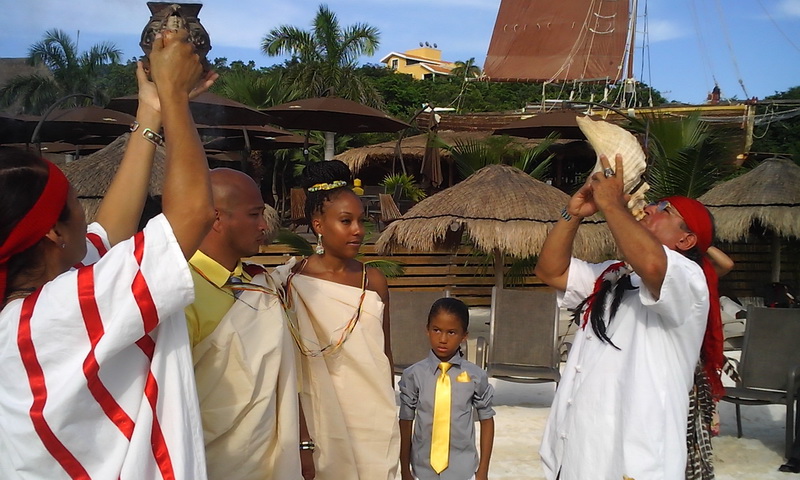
[534,155,722,480]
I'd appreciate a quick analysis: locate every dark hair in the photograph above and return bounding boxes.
[299,160,353,225]
[427,297,470,331]
[0,147,70,296]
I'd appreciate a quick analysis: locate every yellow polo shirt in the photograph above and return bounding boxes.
[185,250,252,347]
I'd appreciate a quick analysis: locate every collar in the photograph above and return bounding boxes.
[189,250,250,288]
[425,349,464,373]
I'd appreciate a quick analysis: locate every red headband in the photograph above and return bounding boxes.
[663,196,713,253]
[662,195,724,397]
[0,161,70,297]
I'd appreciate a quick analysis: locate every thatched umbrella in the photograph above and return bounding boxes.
[59,134,165,221]
[699,157,800,282]
[376,163,613,289]
[334,131,543,174]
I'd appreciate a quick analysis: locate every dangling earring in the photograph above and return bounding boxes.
[314,233,325,255]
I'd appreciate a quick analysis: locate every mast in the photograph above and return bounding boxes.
[622,0,639,107]
[626,0,638,81]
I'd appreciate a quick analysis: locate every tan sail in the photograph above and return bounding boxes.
[483,0,630,83]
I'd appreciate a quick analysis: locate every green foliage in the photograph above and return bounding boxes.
[380,173,427,202]
[214,67,299,109]
[635,113,735,199]
[261,4,383,106]
[0,29,121,114]
[363,259,405,278]
[438,133,557,180]
[752,86,800,163]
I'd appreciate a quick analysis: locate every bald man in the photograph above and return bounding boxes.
[185,168,308,480]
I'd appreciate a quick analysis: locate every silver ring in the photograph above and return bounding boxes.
[603,168,615,178]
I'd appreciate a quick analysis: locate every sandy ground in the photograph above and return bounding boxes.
[394,378,795,479]
[393,309,796,479]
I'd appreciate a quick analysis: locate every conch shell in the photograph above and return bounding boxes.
[577,116,649,219]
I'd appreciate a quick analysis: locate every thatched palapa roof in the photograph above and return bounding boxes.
[334,130,543,173]
[59,134,166,221]
[698,157,800,241]
[376,163,613,261]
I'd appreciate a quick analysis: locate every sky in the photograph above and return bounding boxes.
[1,0,799,105]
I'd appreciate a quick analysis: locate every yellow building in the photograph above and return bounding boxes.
[380,46,455,80]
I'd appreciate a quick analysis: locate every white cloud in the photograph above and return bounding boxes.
[646,19,686,43]
[777,0,800,17]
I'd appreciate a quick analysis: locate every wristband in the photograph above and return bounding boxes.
[142,127,164,147]
[560,207,573,222]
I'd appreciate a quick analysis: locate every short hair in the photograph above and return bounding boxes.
[427,297,470,331]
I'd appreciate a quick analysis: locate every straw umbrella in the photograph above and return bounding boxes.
[699,157,800,282]
[59,134,166,221]
[334,131,543,174]
[376,163,613,290]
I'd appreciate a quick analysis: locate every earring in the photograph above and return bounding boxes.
[314,233,325,255]
[61,243,66,249]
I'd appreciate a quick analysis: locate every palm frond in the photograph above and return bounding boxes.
[363,259,404,278]
[274,228,314,256]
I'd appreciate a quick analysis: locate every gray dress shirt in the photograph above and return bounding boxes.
[399,350,495,480]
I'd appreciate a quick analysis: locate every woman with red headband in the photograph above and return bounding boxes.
[535,154,722,480]
[0,30,217,478]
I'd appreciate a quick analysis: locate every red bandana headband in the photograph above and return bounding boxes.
[662,195,725,398]
[0,161,69,297]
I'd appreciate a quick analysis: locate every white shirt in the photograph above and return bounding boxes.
[0,215,206,479]
[540,246,709,480]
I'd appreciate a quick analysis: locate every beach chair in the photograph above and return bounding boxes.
[487,287,561,386]
[720,306,800,458]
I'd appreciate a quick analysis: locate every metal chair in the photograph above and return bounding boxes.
[487,287,561,385]
[720,306,800,458]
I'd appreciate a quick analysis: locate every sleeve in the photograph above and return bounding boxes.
[472,370,496,420]
[560,258,620,309]
[398,368,419,421]
[639,246,709,329]
[53,214,195,350]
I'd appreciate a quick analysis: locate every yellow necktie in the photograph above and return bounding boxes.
[431,361,452,474]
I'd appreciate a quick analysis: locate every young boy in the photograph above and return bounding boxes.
[399,297,495,480]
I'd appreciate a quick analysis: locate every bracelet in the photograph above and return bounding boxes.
[130,120,140,132]
[299,440,315,452]
[560,207,573,222]
[142,127,164,147]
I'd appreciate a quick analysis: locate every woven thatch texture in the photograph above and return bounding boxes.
[334,131,542,173]
[376,164,613,261]
[698,157,800,241]
[59,134,166,221]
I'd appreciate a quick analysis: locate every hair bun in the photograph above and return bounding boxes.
[301,160,351,189]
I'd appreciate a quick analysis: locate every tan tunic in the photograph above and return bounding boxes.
[192,272,301,480]
[274,262,400,480]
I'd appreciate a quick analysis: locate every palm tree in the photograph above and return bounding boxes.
[260,4,382,107]
[451,58,482,79]
[0,29,121,114]
[636,113,735,200]
[215,68,298,110]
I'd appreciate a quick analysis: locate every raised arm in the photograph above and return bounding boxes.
[533,174,599,291]
[149,30,215,258]
[96,59,216,246]
[94,63,161,245]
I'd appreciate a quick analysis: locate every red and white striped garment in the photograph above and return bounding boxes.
[0,214,207,479]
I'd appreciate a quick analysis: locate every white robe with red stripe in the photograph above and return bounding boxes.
[0,214,206,479]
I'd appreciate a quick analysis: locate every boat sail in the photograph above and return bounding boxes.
[483,0,631,84]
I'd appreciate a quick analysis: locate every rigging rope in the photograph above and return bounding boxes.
[689,0,719,92]
[712,0,749,98]
[755,0,800,55]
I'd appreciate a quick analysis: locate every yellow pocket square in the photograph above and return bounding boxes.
[456,371,471,383]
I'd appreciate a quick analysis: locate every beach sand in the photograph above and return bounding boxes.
[394,378,794,479]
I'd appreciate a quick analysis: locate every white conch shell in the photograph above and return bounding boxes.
[576,116,650,219]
